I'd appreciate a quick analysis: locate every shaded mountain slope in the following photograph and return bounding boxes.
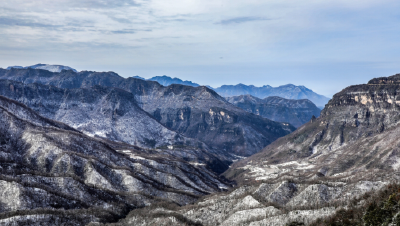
[226,95,321,128]
[0,68,295,157]
[0,94,230,225]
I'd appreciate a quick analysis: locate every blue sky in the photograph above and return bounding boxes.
[1,0,400,97]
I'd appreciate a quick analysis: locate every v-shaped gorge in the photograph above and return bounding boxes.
[0,68,295,159]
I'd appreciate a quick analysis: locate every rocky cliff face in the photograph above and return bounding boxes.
[214,83,330,107]
[225,73,400,184]
[226,95,321,128]
[0,95,230,225]
[0,68,295,157]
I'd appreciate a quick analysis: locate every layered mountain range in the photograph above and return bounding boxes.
[3,64,330,107]
[226,95,321,128]
[0,68,295,158]
[215,83,330,107]
[1,64,399,225]
[140,75,330,107]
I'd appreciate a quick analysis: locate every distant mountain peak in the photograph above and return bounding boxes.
[131,75,145,80]
[148,75,200,87]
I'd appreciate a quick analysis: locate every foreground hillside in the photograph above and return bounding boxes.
[105,179,388,226]
[0,95,230,225]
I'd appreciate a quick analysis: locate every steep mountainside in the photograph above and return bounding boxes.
[215,83,330,107]
[0,68,295,157]
[0,95,230,225]
[0,80,229,173]
[6,64,77,73]
[226,95,321,128]
[147,75,200,87]
[225,73,400,184]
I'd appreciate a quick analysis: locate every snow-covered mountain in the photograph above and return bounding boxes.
[1,66,400,225]
[0,94,230,225]
[6,63,77,72]
[0,79,229,173]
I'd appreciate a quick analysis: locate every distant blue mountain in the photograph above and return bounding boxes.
[148,75,200,87]
[131,75,145,80]
[143,75,330,107]
[214,84,330,107]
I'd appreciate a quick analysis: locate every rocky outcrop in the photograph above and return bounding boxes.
[214,83,330,107]
[0,94,230,225]
[0,68,295,157]
[226,95,321,128]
